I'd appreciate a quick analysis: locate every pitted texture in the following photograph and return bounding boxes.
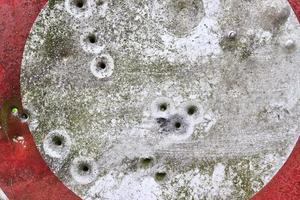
[21,0,300,199]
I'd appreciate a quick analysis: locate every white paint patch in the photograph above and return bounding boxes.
[212,163,226,188]
[86,173,161,200]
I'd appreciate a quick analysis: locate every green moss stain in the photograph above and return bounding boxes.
[219,37,239,52]
[219,37,253,61]
[176,186,193,200]
[227,158,255,199]
[239,45,252,61]
[48,0,56,9]
[43,22,73,60]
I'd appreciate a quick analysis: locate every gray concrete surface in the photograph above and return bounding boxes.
[21,0,300,199]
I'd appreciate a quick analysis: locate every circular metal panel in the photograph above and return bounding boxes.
[21,0,300,199]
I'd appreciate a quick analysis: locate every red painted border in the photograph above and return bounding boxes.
[289,0,300,21]
[0,1,80,199]
[0,0,299,199]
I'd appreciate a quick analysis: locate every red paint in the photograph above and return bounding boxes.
[0,116,80,199]
[0,64,6,101]
[0,0,299,199]
[289,0,300,21]
[0,0,80,199]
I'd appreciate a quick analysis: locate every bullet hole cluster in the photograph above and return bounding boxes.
[66,0,115,79]
[119,156,167,183]
[50,0,114,185]
[187,105,198,116]
[42,130,101,185]
[41,129,101,185]
[151,97,203,138]
[137,156,168,182]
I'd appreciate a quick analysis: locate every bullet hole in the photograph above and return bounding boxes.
[96,61,106,71]
[174,121,182,129]
[90,54,114,79]
[88,34,97,44]
[187,105,198,116]
[80,31,105,54]
[43,130,71,159]
[151,98,174,117]
[156,114,188,134]
[74,0,85,8]
[79,163,90,173]
[20,112,29,122]
[52,135,63,146]
[140,157,153,168]
[155,172,167,181]
[70,157,99,184]
[159,103,168,111]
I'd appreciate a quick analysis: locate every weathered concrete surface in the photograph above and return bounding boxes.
[20,0,299,199]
